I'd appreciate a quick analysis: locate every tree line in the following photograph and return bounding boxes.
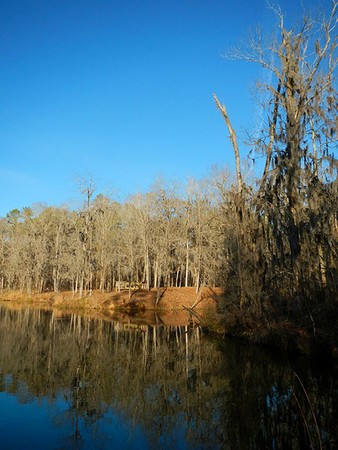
[0,173,228,296]
[0,4,337,330]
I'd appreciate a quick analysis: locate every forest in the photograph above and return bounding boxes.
[0,4,337,345]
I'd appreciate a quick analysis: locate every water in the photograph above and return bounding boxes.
[0,304,337,449]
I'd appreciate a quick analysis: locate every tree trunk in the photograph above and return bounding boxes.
[185,238,189,287]
[213,94,243,196]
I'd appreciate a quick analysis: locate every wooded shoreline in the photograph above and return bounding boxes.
[1,4,337,362]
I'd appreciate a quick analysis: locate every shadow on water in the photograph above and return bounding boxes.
[0,304,337,449]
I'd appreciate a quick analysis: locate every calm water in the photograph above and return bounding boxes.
[0,305,337,449]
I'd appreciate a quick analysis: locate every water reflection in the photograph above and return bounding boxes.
[0,304,337,449]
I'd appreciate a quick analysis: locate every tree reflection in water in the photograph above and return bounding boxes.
[0,305,337,449]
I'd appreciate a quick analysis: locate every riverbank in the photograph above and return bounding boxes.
[218,304,338,360]
[1,288,337,359]
[0,287,221,327]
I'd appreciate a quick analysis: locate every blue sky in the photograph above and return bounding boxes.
[0,0,329,216]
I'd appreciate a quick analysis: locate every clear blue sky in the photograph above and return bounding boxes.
[0,0,329,216]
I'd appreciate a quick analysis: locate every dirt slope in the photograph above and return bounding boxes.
[0,287,223,326]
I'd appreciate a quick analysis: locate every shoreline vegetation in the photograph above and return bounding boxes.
[0,5,337,360]
[0,287,337,359]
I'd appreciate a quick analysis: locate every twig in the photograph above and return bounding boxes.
[293,372,322,450]
[182,305,203,324]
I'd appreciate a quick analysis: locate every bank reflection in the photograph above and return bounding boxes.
[0,305,337,449]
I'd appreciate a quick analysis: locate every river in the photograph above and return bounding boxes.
[0,304,337,449]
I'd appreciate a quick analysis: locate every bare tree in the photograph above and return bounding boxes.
[216,2,338,320]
